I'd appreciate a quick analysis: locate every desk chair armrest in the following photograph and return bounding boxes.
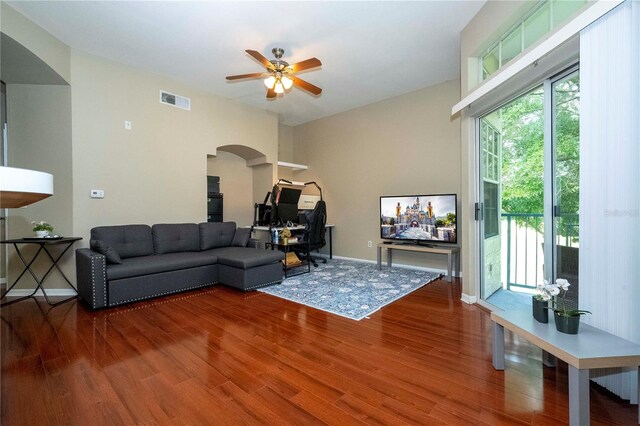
[76,248,108,310]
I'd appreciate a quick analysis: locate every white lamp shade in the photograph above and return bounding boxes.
[0,166,53,208]
[281,76,293,90]
[274,81,285,94]
[264,76,276,88]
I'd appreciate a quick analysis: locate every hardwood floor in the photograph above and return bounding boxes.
[1,277,635,425]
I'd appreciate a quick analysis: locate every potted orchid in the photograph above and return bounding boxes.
[31,220,54,238]
[533,281,555,323]
[541,278,591,334]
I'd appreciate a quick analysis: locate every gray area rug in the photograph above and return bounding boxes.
[259,259,441,320]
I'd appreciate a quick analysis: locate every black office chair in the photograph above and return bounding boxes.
[294,200,327,267]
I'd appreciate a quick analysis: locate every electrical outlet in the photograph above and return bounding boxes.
[90,189,105,199]
[368,241,373,248]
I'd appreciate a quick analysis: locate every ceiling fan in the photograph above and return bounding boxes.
[226,48,322,99]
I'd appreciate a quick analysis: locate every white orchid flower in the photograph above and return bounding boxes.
[556,278,570,290]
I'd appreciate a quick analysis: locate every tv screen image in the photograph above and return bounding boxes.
[380,194,457,244]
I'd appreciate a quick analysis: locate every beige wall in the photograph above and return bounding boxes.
[6,84,73,289]
[71,51,279,249]
[207,152,253,227]
[277,123,295,181]
[1,3,71,83]
[292,79,461,271]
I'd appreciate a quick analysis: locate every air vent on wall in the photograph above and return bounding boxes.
[160,90,191,111]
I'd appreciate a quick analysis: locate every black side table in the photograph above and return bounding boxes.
[265,241,310,278]
[1,237,82,307]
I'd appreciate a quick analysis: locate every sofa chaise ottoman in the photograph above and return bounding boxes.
[75,222,284,309]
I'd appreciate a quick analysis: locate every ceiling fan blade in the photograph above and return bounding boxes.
[226,72,269,81]
[246,50,275,70]
[266,87,276,99]
[292,77,322,95]
[289,58,322,73]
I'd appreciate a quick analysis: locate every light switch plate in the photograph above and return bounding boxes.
[90,189,105,199]
[124,120,132,130]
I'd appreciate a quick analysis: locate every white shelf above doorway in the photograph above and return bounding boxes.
[277,161,308,172]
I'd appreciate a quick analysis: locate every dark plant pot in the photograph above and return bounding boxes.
[554,311,580,334]
[532,296,549,323]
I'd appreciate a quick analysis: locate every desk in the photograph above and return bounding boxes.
[376,243,459,282]
[491,309,640,425]
[251,224,335,259]
[1,237,81,307]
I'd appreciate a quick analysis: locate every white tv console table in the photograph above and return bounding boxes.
[492,309,640,426]
[376,242,460,282]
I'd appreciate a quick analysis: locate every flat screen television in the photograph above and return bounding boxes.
[380,194,457,244]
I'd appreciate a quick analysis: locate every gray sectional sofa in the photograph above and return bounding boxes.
[76,222,284,310]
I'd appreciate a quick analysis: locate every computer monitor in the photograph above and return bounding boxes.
[278,187,302,204]
[277,203,299,223]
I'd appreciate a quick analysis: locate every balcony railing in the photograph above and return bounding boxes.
[503,213,543,290]
[502,212,578,291]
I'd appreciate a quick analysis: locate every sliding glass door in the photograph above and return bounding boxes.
[479,69,580,310]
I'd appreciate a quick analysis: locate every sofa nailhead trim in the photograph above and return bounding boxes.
[110,281,217,307]
[89,253,107,309]
[243,279,283,291]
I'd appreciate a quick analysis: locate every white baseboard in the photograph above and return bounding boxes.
[5,289,77,297]
[460,293,477,304]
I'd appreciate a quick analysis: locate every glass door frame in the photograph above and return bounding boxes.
[475,63,580,310]
[549,65,580,302]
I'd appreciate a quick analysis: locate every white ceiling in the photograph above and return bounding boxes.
[8,1,485,126]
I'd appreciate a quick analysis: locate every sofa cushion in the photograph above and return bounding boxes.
[90,239,122,264]
[91,225,153,259]
[231,228,251,247]
[152,223,200,254]
[210,247,284,269]
[106,252,218,281]
[199,222,236,250]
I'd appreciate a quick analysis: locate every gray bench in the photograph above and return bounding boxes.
[492,309,640,425]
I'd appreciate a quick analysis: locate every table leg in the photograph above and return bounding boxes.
[492,322,505,370]
[446,252,452,282]
[328,227,333,259]
[43,245,77,290]
[568,366,590,426]
[542,350,557,368]
[1,244,45,299]
[387,248,392,268]
[377,245,381,270]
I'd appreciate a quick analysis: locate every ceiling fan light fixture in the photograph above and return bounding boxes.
[274,80,285,94]
[281,76,293,90]
[264,75,276,88]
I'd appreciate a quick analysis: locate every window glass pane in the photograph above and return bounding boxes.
[501,27,522,66]
[553,0,586,27]
[482,125,488,151]
[483,46,499,78]
[524,2,550,48]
